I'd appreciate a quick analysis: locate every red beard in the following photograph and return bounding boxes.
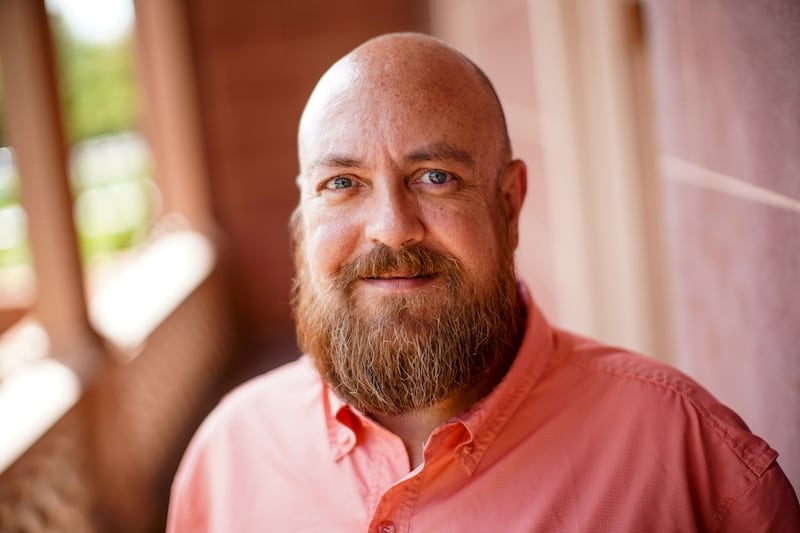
[290,211,522,416]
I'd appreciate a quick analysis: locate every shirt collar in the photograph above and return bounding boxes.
[323,382,360,461]
[449,283,555,474]
[321,282,556,470]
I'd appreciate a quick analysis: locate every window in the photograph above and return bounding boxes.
[0,0,218,476]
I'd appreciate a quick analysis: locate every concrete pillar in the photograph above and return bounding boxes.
[133,0,215,233]
[0,0,99,369]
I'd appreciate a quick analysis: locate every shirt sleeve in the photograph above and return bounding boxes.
[715,462,800,532]
[166,453,210,533]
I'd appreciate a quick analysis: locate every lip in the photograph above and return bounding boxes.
[360,274,436,291]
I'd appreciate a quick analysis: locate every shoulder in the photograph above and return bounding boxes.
[167,357,330,530]
[190,355,323,444]
[539,330,792,527]
[172,356,325,481]
[213,356,321,413]
[554,331,744,424]
[554,331,774,468]
[167,357,326,528]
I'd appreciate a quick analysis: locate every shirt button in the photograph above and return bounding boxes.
[463,444,474,455]
[377,521,396,533]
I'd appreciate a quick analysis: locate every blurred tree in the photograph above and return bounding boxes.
[0,71,6,146]
[0,15,138,146]
[51,14,138,144]
[0,13,147,266]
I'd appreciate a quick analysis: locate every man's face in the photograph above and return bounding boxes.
[297,66,512,310]
[292,47,525,415]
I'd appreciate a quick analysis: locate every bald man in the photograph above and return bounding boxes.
[168,33,799,531]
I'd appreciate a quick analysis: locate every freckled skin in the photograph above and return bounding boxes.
[297,33,526,306]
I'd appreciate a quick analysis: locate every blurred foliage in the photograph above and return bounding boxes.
[0,13,153,269]
[51,14,139,143]
[0,14,138,145]
[0,160,17,208]
[0,72,6,147]
[70,134,156,259]
[0,148,26,269]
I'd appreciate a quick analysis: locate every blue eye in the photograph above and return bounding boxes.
[327,176,353,190]
[421,170,451,185]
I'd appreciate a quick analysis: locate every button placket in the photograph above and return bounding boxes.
[376,521,396,533]
[339,430,353,446]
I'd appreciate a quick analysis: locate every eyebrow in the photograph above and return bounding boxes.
[311,142,475,171]
[311,155,363,170]
[404,142,475,168]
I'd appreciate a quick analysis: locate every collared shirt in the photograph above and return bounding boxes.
[167,287,800,532]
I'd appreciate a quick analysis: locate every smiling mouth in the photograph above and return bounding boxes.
[360,273,438,290]
[365,273,435,280]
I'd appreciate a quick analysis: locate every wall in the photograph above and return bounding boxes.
[646,0,800,491]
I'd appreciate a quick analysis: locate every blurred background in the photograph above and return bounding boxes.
[0,0,797,530]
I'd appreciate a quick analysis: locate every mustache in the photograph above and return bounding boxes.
[334,245,462,290]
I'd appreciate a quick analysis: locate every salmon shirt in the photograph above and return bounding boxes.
[168,287,799,532]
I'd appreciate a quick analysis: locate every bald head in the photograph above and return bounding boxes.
[298,33,511,175]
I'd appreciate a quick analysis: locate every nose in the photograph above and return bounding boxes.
[364,185,424,249]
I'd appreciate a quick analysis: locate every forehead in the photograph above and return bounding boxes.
[298,51,502,172]
[308,93,484,164]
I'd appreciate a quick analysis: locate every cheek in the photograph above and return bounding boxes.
[304,209,361,279]
[422,203,503,277]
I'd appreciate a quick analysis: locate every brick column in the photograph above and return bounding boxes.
[0,0,100,373]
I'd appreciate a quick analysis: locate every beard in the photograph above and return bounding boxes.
[290,210,522,416]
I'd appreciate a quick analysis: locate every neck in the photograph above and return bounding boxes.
[371,359,511,470]
[371,409,446,470]
[368,296,526,470]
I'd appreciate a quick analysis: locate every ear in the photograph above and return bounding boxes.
[499,159,527,249]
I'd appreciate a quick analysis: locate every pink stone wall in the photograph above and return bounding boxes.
[645,0,800,491]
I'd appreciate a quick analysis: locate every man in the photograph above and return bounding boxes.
[168,33,799,531]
